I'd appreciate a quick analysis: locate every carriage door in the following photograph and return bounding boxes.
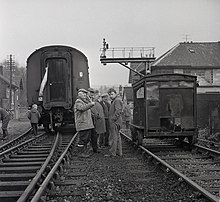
[47,58,67,102]
[42,51,72,110]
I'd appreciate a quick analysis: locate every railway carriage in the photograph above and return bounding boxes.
[130,73,198,145]
[26,45,90,131]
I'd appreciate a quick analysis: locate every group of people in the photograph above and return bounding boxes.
[0,87,126,158]
[74,87,123,158]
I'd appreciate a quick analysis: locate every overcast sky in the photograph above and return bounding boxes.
[0,0,219,87]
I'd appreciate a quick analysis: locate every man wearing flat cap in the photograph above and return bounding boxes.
[87,88,101,153]
[74,88,95,158]
[78,88,88,93]
[100,93,110,147]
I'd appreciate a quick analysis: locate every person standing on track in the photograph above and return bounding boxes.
[74,88,95,158]
[93,90,106,149]
[106,88,123,157]
[0,107,10,140]
[87,88,101,153]
[27,104,41,136]
[99,93,110,147]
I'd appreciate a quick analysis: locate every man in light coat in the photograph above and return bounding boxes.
[107,88,123,157]
[74,88,95,158]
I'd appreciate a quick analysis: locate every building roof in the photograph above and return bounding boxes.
[0,74,19,89]
[152,42,220,68]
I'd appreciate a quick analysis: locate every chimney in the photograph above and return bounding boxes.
[0,66,3,75]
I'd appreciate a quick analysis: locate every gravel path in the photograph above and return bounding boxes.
[0,119,31,146]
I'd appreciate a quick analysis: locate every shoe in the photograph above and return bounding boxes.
[93,150,101,153]
[104,152,116,157]
[78,153,90,158]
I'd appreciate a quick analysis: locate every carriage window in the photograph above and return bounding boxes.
[160,81,178,88]
[179,81,194,87]
[160,81,194,88]
[136,87,144,98]
[146,82,159,106]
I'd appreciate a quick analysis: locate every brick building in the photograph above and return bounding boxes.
[151,41,220,93]
[151,41,220,132]
[0,66,19,116]
[128,41,220,132]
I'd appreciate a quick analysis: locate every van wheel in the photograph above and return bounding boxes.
[131,127,137,142]
[188,135,197,145]
[43,123,50,133]
[137,130,143,145]
[178,137,185,142]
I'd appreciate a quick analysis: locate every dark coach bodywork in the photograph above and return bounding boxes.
[26,45,90,130]
[130,73,198,145]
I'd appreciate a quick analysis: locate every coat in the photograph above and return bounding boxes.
[0,108,10,130]
[100,101,110,119]
[108,97,123,156]
[93,102,106,134]
[109,97,123,129]
[27,108,41,124]
[0,108,10,121]
[74,97,94,131]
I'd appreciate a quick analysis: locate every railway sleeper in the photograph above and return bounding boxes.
[191,175,220,180]
[3,157,46,162]
[9,154,48,158]
[0,191,24,201]
[0,162,43,167]
[0,166,39,173]
[0,181,29,191]
[17,151,50,155]
[54,179,84,186]
[0,173,35,181]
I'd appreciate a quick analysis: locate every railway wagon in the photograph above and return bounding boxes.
[130,73,198,145]
[26,45,90,131]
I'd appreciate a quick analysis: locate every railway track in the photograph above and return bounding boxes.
[1,127,219,201]
[139,136,220,202]
[0,128,74,202]
[0,128,32,153]
[27,131,211,201]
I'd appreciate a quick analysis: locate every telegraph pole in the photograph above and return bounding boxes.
[9,54,12,109]
[7,54,14,109]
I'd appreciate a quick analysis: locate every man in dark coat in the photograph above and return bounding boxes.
[99,93,110,146]
[87,88,101,153]
[0,107,10,140]
[107,88,123,157]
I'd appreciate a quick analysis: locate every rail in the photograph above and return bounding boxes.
[30,132,78,202]
[120,131,220,202]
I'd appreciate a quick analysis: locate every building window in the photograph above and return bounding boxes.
[6,88,9,99]
[183,69,213,84]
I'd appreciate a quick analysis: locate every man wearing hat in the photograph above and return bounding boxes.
[87,87,101,153]
[106,88,123,157]
[99,93,110,146]
[74,88,95,158]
